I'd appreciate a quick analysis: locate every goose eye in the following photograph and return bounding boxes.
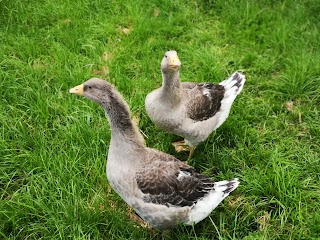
[88,86,92,89]
[165,55,168,58]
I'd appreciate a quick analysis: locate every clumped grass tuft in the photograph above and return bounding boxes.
[1,0,319,239]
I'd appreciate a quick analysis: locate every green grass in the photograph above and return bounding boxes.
[1,0,320,239]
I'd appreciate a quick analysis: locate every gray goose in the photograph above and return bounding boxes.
[145,50,246,158]
[69,78,239,230]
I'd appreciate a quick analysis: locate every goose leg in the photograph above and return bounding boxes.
[172,140,190,153]
[172,140,195,163]
[128,208,156,233]
[188,147,195,160]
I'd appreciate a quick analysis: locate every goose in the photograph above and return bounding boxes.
[69,78,239,230]
[145,50,245,158]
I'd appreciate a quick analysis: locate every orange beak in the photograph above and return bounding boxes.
[168,55,181,68]
[69,84,84,95]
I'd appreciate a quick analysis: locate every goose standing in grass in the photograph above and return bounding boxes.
[69,78,239,230]
[145,50,246,158]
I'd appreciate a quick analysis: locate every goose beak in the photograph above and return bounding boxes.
[69,84,84,95]
[168,55,181,68]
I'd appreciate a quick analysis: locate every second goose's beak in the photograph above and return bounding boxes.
[69,84,84,95]
[168,55,181,68]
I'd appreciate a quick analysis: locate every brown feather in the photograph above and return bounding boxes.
[136,150,215,207]
[184,83,225,121]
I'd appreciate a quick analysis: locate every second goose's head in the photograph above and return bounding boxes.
[161,50,181,74]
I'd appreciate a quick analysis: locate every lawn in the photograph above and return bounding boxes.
[1,0,319,239]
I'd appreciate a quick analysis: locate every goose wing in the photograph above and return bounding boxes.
[136,151,215,207]
[183,83,225,121]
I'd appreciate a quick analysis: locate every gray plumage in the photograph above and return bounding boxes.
[69,78,239,230]
[145,50,246,148]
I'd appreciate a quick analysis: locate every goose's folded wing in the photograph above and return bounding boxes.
[184,83,225,121]
[136,159,215,207]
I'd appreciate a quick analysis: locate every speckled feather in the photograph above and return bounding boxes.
[136,150,216,207]
[184,82,225,121]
